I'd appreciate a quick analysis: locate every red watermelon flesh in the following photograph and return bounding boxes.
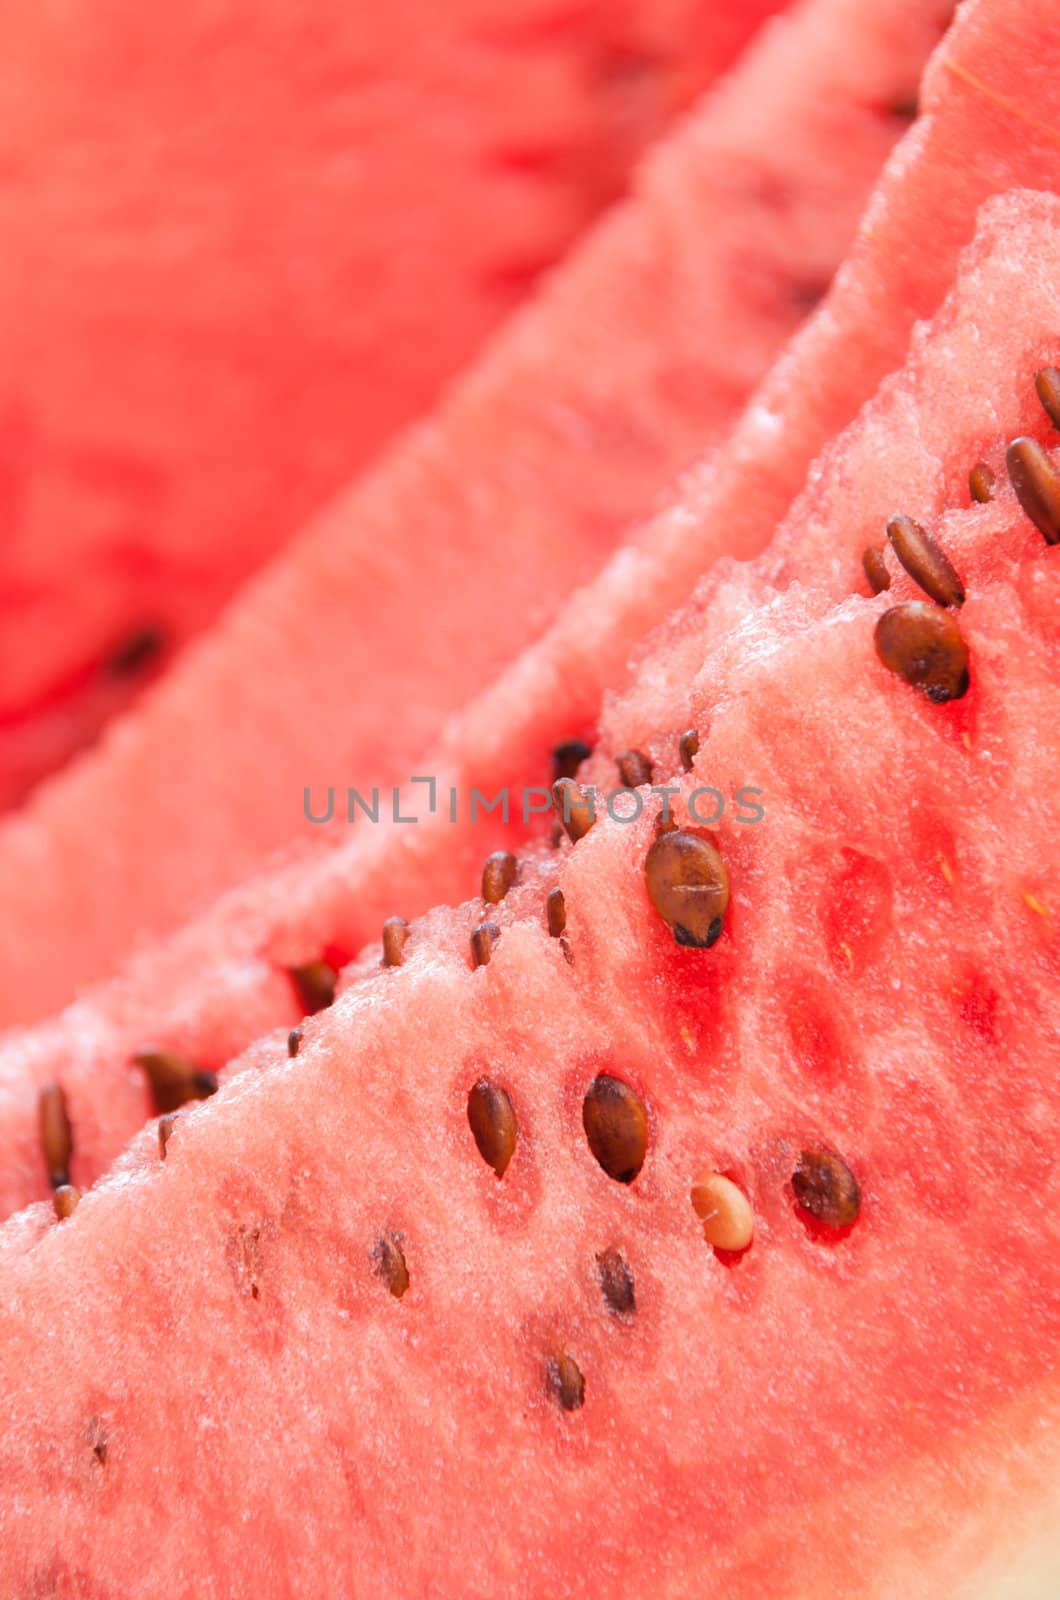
[0,204,1058,1588]
[0,0,780,809]
[0,0,941,1024]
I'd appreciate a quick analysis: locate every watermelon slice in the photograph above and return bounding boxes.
[0,0,946,1025]
[0,0,777,807]
[1,192,1058,1589]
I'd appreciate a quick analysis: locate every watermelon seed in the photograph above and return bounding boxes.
[968,462,996,503]
[287,1028,302,1059]
[1006,437,1060,544]
[38,1083,72,1190]
[467,1078,518,1177]
[158,1113,177,1159]
[582,1075,648,1184]
[886,514,964,607]
[873,602,969,702]
[133,1048,218,1115]
[552,738,592,782]
[691,1172,755,1254]
[792,1148,861,1230]
[53,1184,80,1221]
[88,1417,108,1467]
[372,1233,410,1300]
[552,777,596,843]
[644,829,730,948]
[548,1351,585,1413]
[1034,366,1060,430]
[861,546,891,595]
[470,922,500,969]
[289,960,338,1015]
[105,621,166,679]
[678,728,700,772]
[595,1248,636,1317]
[616,749,653,788]
[547,886,567,938]
[889,91,919,119]
[382,916,409,968]
[482,851,518,905]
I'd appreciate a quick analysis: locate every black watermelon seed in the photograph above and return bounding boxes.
[886,514,965,607]
[874,602,969,702]
[467,1078,518,1178]
[158,1113,178,1159]
[595,1248,636,1317]
[678,728,700,772]
[289,960,338,1015]
[1007,436,1060,544]
[38,1083,72,1190]
[546,886,567,938]
[616,749,653,788]
[372,1233,410,1299]
[548,1351,586,1412]
[482,851,518,905]
[53,1184,80,1221]
[861,546,891,595]
[133,1048,218,1115]
[644,829,730,948]
[968,462,996,504]
[551,738,592,782]
[287,1028,302,1059]
[470,922,500,969]
[382,916,409,968]
[792,1147,861,1229]
[582,1075,648,1184]
[551,777,596,843]
[105,622,166,679]
[1034,366,1060,430]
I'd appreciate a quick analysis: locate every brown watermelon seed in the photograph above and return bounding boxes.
[467,1077,518,1178]
[105,622,166,679]
[886,514,965,607]
[1034,366,1060,429]
[470,922,500,969]
[968,462,996,504]
[616,749,653,788]
[678,728,700,772]
[287,1028,302,1059]
[289,959,338,1015]
[582,1075,648,1184]
[551,777,596,843]
[644,829,730,948]
[482,851,518,905]
[1007,436,1060,544]
[889,91,919,119]
[88,1417,108,1467]
[551,738,592,782]
[546,886,567,938]
[792,1147,861,1230]
[38,1083,72,1190]
[133,1048,218,1115]
[372,1233,410,1299]
[158,1113,178,1159]
[691,1172,755,1253]
[53,1184,80,1221]
[595,1248,636,1317]
[874,602,969,702]
[548,1351,586,1413]
[861,545,891,595]
[382,916,409,968]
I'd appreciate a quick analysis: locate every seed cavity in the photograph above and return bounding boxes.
[691,1172,754,1253]
[372,1233,410,1299]
[678,728,700,772]
[53,1184,80,1221]
[482,851,518,905]
[289,960,338,1015]
[874,602,969,702]
[287,1028,302,1059]
[467,1077,518,1177]
[582,1075,648,1184]
[1035,366,1060,429]
[382,916,409,967]
[862,546,891,595]
[470,922,500,969]
[886,514,964,607]
[105,622,166,679]
[645,829,730,948]
[133,1048,218,1115]
[158,1113,178,1159]
[616,749,653,788]
[595,1248,635,1317]
[968,462,996,504]
[38,1083,72,1190]
[1006,436,1060,544]
[792,1147,861,1230]
[547,1351,585,1412]
[546,886,567,938]
[552,778,596,843]
[552,738,592,782]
